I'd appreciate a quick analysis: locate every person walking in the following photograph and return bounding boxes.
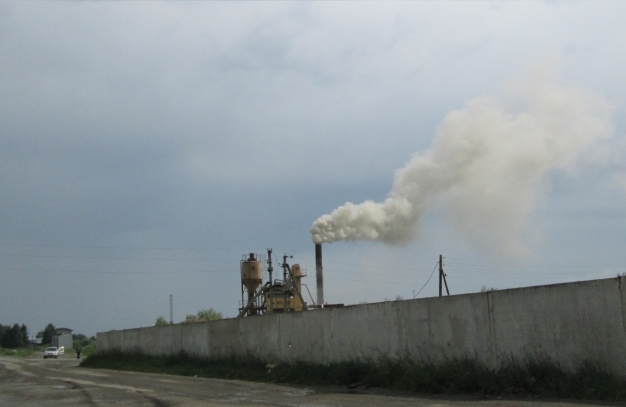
[76,347,81,359]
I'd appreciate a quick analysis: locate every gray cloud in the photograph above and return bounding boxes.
[0,1,625,336]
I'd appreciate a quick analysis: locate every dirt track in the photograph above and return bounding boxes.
[0,355,623,407]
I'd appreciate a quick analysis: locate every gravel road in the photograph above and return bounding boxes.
[0,355,622,407]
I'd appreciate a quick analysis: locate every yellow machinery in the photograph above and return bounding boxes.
[266,264,306,313]
[238,249,310,317]
[240,253,264,315]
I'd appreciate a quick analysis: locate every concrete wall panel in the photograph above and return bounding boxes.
[181,323,209,356]
[276,309,330,362]
[326,302,401,361]
[424,294,492,363]
[207,319,239,358]
[155,324,182,355]
[97,277,626,375]
[122,329,139,352]
[137,327,159,354]
[237,313,281,360]
[491,278,626,374]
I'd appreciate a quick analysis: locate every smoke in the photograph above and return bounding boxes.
[310,68,613,255]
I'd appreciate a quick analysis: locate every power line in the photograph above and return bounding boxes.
[0,242,247,251]
[294,257,432,273]
[0,253,237,261]
[445,258,622,270]
[413,262,439,299]
[0,267,235,274]
[325,276,409,285]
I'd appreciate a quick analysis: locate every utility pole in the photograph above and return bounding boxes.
[438,255,450,297]
[169,294,173,324]
[439,255,443,297]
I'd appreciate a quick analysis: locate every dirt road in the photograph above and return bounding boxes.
[0,355,621,407]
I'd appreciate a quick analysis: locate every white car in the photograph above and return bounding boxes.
[43,346,64,359]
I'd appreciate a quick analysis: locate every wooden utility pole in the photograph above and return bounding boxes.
[438,255,443,297]
[438,255,450,297]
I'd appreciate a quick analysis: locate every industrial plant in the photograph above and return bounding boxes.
[237,244,330,317]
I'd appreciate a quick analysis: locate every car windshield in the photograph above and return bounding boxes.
[45,347,57,351]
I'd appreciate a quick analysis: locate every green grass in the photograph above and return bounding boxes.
[0,344,95,359]
[0,346,37,357]
[80,341,97,357]
[80,350,626,401]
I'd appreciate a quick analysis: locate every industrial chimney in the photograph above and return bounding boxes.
[315,243,324,306]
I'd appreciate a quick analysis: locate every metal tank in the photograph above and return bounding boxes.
[241,253,263,315]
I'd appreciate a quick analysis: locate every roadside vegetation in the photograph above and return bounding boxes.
[155,308,223,326]
[0,322,96,358]
[81,350,626,401]
[0,347,36,357]
[72,333,96,354]
[0,323,29,349]
[0,322,34,356]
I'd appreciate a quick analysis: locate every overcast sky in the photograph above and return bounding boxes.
[1,1,625,337]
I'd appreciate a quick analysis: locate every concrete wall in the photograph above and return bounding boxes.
[52,334,73,350]
[97,277,626,375]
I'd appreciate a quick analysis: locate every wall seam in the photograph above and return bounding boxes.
[618,277,626,335]
[617,277,626,376]
[487,292,497,367]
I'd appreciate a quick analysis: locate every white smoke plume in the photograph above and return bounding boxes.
[310,68,613,255]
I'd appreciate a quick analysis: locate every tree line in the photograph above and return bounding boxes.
[0,323,95,349]
[0,324,28,348]
[155,308,222,326]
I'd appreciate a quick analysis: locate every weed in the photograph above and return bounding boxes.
[0,346,36,357]
[80,350,626,401]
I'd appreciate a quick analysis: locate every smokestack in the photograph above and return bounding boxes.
[315,243,324,305]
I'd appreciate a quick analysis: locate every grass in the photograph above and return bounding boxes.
[80,350,626,401]
[0,346,37,357]
[0,343,96,359]
[80,341,97,357]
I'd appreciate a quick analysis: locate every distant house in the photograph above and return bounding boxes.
[52,328,73,350]
[37,328,74,349]
[30,328,74,347]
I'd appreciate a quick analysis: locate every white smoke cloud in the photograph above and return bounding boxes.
[310,67,613,255]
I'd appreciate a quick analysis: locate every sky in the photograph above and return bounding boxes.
[1,1,626,337]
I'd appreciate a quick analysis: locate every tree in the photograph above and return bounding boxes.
[72,333,94,349]
[19,324,28,347]
[0,324,28,348]
[197,308,222,321]
[185,308,222,322]
[0,325,7,345]
[41,323,57,345]
[155,316,169,326]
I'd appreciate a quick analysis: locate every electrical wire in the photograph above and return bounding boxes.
[0,267,235,274]
[445,257,622,270]
[325,276,409,285]
[413,262,439,299]
[296,256,429,273]
[0,242,246,251]
[0,253,236,261]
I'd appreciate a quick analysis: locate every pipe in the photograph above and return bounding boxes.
[315,243,324,305]
[267,248,273,285]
